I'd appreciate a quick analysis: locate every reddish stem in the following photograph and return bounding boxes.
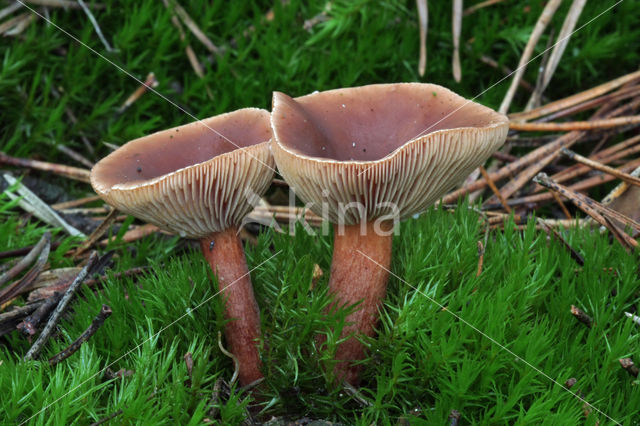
[328,221,393,385]
[200,227,263,386]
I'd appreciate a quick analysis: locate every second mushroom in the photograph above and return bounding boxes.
[270,83,508,385]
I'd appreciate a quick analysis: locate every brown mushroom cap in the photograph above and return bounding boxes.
[271,83,509,224]
[91,108,274,238]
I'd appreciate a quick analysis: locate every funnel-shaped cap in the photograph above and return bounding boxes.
[91,108,274,238]
[271,83,508,224]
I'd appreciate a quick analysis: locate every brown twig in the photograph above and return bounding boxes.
[538,219,584,266]
[28,266,147,302]
[48,304,112,366]
[476,240,484,277]
[0,232,50,306]
[98,223,163,246]
[73,208,119,257]
[561,148,640,188]
[499,0,562,114]
[551,191,572,220]
[0,232,50,288]
[478,166,511,213]
[570,305,593,328]
[118,72,158,113]
[17,292,62,336]
[0,152,90,183]
[619,358,639,378]
[509,69,640,122]
[24,252,101,361]
[463,0,505,16]
[51,195,102,210]
[443,129,584,204]
[534,173,639,250]
[509,115,640,132]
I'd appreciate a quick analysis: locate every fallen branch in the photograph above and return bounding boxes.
[17,292,62,336]
[48,304,112,366]
[499,0,562,114]
[570,305,593,328]
[509,69,640,122]
[0,152,90,182]
[561,148,640,188]
[0,232,50,288]
[24,252,101,361]
[509,115,640,132]
[0,232,50,306]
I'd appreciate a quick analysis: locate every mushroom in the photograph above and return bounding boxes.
[91,108,274,386]
[270,83,508,384]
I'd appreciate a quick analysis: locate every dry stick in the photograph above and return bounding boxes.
[498,0,562,114]
[89,409,123,426]
[509,69,640,122]
[56,145,94,168]
[169,0,222,56]
[533,173,639,250]
[603,216,636,252]
[536,84,640,123]
[601,165,640,206]
[501,158,640,208]
[479,166,511,213]
[0,152,90,182]
[544,133,640,187]
[619,358,639,378]
[570,305,593,328]
[51,195,101,210]
[97,223,162,246]
[538,219,584,266]
[17,292,62,336]
[481,131,584,207]
[550,190,572,220]
[525,0,587,110]
[24,252,100,361]
[48,304,112,366]
[524,25,555,112]
[476,240,484,277]
[416,0,427,77]
[451,0,462,82]
[509,115,640,132]
[0,232,50,288]
[118,72,158,113]
[537,173,640,233]
[76,0,114,52]
[0,233,50,305]
[29,266,148,301]
[73,208,119,257]
[561,148,640,188]
[463,0,505,16]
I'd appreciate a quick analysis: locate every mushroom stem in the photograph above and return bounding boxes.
[328,220,393,385]
[199,226,262,386]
